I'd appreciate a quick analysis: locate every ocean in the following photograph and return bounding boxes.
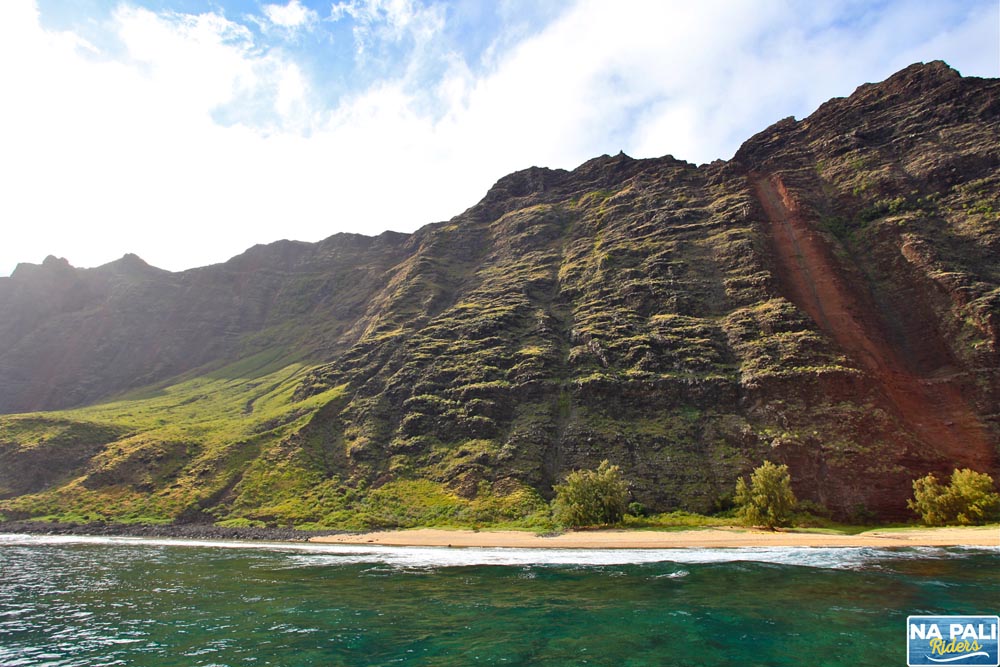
[0,534,997,666]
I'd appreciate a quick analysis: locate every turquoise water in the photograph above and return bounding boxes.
[0,535,997,666]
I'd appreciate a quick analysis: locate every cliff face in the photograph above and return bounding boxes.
[1,62,997,525]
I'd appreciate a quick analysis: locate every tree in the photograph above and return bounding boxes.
[908,469,1000,526]
[552,460,628,528]
[734,461,797,530]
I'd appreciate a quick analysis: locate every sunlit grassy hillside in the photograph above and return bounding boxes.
[0,349,551,529]
[0,350,343,524]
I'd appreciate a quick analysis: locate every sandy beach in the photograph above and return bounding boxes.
[310,525,1000,549]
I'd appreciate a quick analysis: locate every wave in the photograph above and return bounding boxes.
[2,533,996,569]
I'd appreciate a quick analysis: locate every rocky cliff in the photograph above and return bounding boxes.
[1,61,997,526]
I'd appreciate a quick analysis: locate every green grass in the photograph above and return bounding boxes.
[786,523,911,536]
[0,354,350,524]
[606,514,958,535]
[621,510,733,530]
[60,357,344,438]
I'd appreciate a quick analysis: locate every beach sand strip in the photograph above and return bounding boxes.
[309,526,1000,549]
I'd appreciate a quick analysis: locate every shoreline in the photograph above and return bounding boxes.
[1,521,996,550]
[309,526,1000,549]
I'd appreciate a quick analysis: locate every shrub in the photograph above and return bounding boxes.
[734,461,797,530]
[627,501,647,518]
[552,460,628,528]
[794,499,831,519]
[908,469,1000,526]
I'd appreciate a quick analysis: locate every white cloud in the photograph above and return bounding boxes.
[331,0,445,57]
[330,0,422,34]
[438,0,997,169]
[262,0,318,30]
[0,0,996,276]
[0,3,322,274]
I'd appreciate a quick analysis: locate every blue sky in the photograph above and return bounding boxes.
[1,0,997,275]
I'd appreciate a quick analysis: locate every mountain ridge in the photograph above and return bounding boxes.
[1,61,997,527]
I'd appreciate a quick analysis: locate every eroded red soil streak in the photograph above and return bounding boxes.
[753,174,994,469]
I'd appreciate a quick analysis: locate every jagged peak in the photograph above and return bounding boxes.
[573,151,695,180]
[571,151,635,178]
[884,60,960,84]
[844,60,961,103]
[93,253,167,276]
[117,252,147,266]
[10,255,74,281]
[223,238,313,270]
[245,238,311,254]
[482,165,567,202]
[317,230,410,253]
[733,61,971,171]
[43,254,71,268]
[576,150,633,167]
[476,152,696,218]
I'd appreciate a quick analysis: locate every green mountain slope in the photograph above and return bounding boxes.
[1,61,997,527]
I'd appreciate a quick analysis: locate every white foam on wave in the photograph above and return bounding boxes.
[2,533,996,570]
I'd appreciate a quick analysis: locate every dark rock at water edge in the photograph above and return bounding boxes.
[0,521,342,542]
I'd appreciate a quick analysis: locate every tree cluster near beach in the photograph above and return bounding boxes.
[552,460,629,528]
[908,469,1000,526]
[734,461,797,531]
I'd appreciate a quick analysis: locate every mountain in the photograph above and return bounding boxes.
[1,61,997,527]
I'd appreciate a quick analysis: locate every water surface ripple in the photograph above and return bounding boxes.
[1,534,997,666]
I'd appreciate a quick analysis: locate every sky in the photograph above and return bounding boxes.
[0,0,997,276]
